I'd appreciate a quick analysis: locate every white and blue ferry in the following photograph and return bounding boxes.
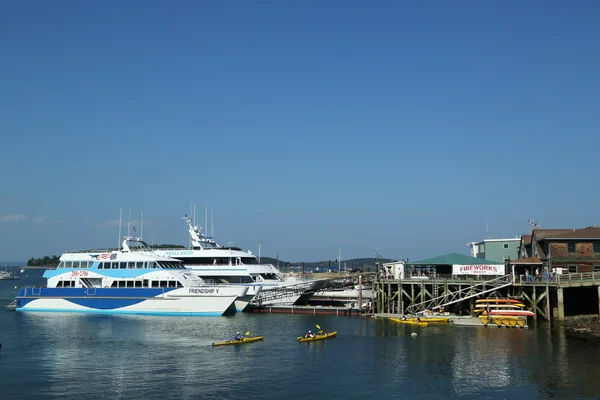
[13,238,248,316]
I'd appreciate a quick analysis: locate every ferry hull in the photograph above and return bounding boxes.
[15,287,238,316]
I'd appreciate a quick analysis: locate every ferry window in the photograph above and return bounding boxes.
[134,281,142,287]
[98,262,104,269]
[151,281,159,288]
[65,261,72,268]
[136,262,144,269]
[168,281,176,288]
[148,262,155,269]
[57,281,63,287]
[57,261,65,268]
[159,281,168,287]
[568,243,576,253]
[126,281,134,288]
[143,279,149,287]
[111,282,118,288]
[177,281,183,288]
[119,262,126,269]
[118,281,126,288]
[127,262,134,269]
[112,262,118,269]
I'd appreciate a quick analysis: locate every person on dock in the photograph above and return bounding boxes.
[234,332,243,341]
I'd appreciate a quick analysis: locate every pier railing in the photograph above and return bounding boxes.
[556,272,600,287]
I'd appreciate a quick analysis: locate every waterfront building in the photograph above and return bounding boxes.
[468,237,520,263]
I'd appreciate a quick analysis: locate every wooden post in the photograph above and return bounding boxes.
[597,285,600,316]
[533,285,537,320]
[387,280,391,313]
[545,285,551,321]
[557,287,564,321]
[358,275,363,311]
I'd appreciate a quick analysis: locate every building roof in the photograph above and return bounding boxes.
[531,229,574,241]
[469,237,521,245]
[544,227,600,240]
[521,235,532,246]
[409,253,503,266]
[510,257,542,265]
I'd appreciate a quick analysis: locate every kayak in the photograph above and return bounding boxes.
[212,336,264,347]
[476,298,522,304]
[390,318,429,327]
[297,331,337,342]
[409,317,449,324]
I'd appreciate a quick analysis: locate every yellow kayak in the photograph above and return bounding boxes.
[390,318,429,327]
[212,336,264,347]
[297,331,337,342]
[409,317,449,324]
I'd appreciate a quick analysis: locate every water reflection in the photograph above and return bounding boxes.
[5,307,600,399]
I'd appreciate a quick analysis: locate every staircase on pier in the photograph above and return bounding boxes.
[405,274,514,314]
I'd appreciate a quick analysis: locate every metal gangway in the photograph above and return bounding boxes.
[250,278,346,306]
[404,274,514,314]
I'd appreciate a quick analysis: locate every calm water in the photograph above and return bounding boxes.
[1,271,600,399]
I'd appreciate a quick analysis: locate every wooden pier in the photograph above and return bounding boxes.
[246,304,362,316]
[372,272,600,321]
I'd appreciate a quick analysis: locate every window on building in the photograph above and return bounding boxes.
[594,243,600,254]
[568,265,578,273]
[568,243,576,253]
[594,265,600,273]
[503,243,509,249]
[479,244,484,253]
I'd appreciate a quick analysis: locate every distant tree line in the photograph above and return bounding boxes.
[27,255,60,267]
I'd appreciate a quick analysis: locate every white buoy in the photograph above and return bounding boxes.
[411,333,417,337]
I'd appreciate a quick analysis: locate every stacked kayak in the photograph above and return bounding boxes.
[212,336,264,347]
[390,318,428,327]
[297,331,337,342]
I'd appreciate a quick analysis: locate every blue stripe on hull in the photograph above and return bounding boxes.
[17,287,177,297]
[15,308,223,316]
[65,298,146,309]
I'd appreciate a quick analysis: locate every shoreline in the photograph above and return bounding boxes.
[564,315,600,341]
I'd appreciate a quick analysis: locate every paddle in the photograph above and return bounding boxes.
[245,331,250,337]
[316,324,326,336]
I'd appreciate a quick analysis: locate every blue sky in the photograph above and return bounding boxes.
[1,1,599,263]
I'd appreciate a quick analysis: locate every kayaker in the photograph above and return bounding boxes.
[318,329,326,336]
[234,332,243,341]
[416,317,421,323]
[305,330,313,338]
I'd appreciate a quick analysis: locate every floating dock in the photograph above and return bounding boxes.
[246,305,362,316]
